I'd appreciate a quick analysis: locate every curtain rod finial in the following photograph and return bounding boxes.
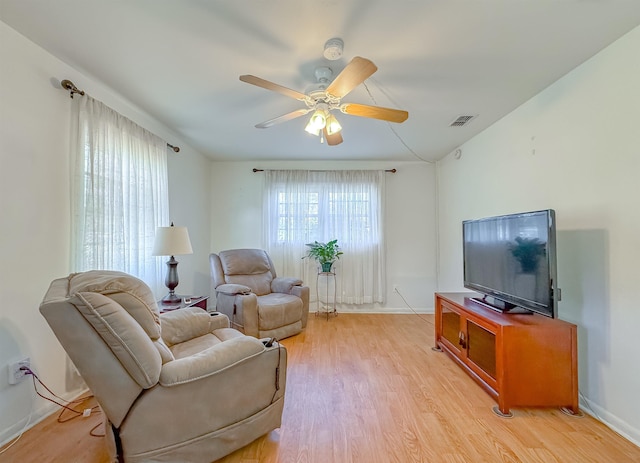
[60,79,85,98]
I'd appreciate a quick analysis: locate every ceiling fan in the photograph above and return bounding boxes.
[239,56,409,146]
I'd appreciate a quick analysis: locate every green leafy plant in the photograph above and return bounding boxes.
[303,239,343,272]
[510,236,546,273]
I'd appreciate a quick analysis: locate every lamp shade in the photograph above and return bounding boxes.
[152,226,193,256]
[325,114,342,135]
[304,119,321,136]
[309,109,327,130]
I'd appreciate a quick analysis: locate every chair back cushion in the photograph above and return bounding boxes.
[68,270,161,340]
[217,249,276,296]
[70,291,161,388]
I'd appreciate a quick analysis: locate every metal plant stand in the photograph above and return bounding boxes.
[316,271,337,320]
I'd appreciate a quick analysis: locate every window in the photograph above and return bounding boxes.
[70,96,169,295]
[264,170,385,304]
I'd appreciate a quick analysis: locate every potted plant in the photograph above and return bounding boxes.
[303,239,343,273]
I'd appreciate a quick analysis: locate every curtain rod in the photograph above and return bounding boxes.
[252,168,396,173]
[60,79,180,153]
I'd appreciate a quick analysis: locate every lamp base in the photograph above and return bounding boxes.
[161,291,181,304]
[161,256,181,304]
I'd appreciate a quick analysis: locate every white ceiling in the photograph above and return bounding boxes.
[2,1,640,162]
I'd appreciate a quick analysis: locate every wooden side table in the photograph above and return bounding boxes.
[158,295,209,313]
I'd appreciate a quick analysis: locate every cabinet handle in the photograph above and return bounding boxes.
[458,331,467,349]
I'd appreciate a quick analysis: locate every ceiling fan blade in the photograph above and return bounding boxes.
[255,108,311,128]
[325,56,377,99]
[340,103,408,123]
[323,127,343,146]
[240,75,308,101]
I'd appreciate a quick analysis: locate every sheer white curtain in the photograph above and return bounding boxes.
[263,169,385,305]
[70,95,169,295]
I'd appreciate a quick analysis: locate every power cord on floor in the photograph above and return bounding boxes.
[0,365,105,454]
[393,286,433,325]
[577,391,596,420]
[23,367,100,419]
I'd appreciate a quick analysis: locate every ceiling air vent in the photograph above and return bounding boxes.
[449,115,476,127]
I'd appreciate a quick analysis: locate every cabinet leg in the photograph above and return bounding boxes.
[492,406,513,418]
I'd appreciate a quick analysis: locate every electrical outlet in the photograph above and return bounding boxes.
[8,357,30,385]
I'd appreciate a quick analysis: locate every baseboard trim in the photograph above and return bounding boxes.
[0,387,89,449]
[320,307,434,314]
[579,394,640,447]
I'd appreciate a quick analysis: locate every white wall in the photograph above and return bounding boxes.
[0,22,211,445]
[166,146,212,300]
[210,160,437,312]
[437,26,640,444]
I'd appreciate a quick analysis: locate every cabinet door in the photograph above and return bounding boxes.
[467,320,496,379]
[440,302,462,353]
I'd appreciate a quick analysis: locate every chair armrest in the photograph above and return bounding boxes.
[160,307,211,346]
[121,341,287,448]
[208,312,230,331]
[290,284,310,328]
[216,283,252,295]
[215,292,259,336]
[271,277,303,294]
[159,336,265,386]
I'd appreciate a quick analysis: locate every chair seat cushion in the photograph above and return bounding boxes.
[257,293,303,330]
[170,333,221,359]
[169,328,246,359]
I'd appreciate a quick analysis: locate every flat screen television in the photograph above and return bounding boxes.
[462,209,559,318]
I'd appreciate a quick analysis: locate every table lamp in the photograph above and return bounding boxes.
[152,223,193,303]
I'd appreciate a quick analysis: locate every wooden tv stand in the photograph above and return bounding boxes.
[434,292,578,417]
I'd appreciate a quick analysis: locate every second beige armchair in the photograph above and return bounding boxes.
[210,249,309,339]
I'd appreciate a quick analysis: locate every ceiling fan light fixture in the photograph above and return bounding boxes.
[309,109,327,130]
[323,38,344,60]
[304,118,321,136]
[325,114,342,135]
[240,55,406,147]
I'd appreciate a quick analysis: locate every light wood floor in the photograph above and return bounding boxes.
[2,314,639,463]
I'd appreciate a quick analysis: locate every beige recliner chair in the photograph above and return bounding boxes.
[210,249,309,340]
[39,270,286,463]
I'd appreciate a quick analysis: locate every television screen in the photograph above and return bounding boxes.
[462,209,558,318]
